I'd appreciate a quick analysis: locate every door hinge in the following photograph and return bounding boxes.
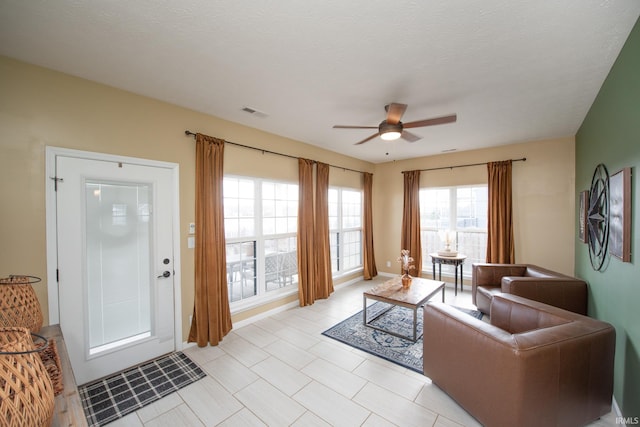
[50,176,64,191]
[56,269,59,282]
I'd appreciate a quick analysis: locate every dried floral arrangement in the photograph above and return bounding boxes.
[397,249,415,275]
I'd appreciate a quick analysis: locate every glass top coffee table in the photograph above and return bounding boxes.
[363,276,445,342]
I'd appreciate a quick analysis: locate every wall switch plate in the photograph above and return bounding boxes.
[386,261,391,268]
[188,223,195,234]
[187,236,195,249]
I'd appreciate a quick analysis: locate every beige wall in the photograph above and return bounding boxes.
[372,137,576,276]
[0,57,372,340]
[0,56,576,344]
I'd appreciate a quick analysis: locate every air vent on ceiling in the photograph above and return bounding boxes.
[241,106,268,118]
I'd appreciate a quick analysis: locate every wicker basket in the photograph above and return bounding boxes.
[37,338,63,397]
[0,276,43,333]
[0,327,54,427]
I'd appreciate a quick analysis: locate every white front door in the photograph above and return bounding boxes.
[54,154,177,384]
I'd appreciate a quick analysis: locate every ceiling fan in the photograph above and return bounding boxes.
[333,103,457,145]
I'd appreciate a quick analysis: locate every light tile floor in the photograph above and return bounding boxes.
[109,276,619,427]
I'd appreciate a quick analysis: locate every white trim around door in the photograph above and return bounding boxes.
[45,146,183,353]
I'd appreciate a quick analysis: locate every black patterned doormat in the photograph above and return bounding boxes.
[79,352,206,427]
[322,303,482,373]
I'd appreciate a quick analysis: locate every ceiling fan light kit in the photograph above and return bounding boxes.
[333,103,457,145]
[380,132,401,141]
[379,122,402,141]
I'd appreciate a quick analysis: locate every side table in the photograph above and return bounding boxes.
[429,253,467,296]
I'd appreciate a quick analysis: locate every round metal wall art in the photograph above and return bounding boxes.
[587,163,610,271]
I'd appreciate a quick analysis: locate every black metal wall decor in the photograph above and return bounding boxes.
[587,164,610,271]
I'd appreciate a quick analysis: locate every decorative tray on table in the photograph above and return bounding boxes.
[437,250,458,257]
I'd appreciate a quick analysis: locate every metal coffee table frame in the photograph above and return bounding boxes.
[363,276,445,342]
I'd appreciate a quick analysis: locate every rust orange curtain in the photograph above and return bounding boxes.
[314,162,334,299]
[486,160,515,263]
[362,172,378,280]
[188,134,232,346]
[401,170,422,277]
[297,158,316,306]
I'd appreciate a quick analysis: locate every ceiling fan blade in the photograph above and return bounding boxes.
[404,114,457,129]
[333,125,378,129]
[401,131,421,143]
[385,103,408,124]
[354,133,380,145]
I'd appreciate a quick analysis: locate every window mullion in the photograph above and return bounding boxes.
[338,189,343,272]
[255,179,264,297]
[449,187,457,233]
[448,187,456,251]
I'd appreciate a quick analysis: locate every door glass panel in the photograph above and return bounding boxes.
[85,180,153,354]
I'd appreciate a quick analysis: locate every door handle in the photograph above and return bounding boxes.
[157,271,171,278]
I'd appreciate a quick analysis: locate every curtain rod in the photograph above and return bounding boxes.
[185,130,366,175]
[402,157,526,174]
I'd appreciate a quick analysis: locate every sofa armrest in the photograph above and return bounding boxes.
[501,277,588,315]
[472,263,528,286]
[472,263,527,305]
[490,292,570,333]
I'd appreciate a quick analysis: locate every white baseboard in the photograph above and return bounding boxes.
[611,397,640,425]
[613,396,622,417]
[182,274,368,349]
[378,271,395,278]
[334,275,367,288]
[233,299,300,330]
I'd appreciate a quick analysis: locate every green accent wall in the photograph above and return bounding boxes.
[576,17,640,417]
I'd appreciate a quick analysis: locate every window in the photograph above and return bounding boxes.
[329,188,363,274]
[224,177,298,305]
[262,181,298,292]
[419,185,488,276]
[224,178,255,239]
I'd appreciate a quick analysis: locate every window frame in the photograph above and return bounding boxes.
[328,186,363,276]
[419,185,488,277]
[223,175,299,312]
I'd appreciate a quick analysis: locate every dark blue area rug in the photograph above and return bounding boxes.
[79,351,205,426]
[322,303,482,373]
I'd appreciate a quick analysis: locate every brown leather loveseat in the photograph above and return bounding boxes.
[423,294,615,427]
[472,263,588,315]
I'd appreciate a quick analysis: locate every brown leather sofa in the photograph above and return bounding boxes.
[472,263,588,315]
[423,294,615,427]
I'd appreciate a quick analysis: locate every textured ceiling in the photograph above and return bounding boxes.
[1,1,639,163]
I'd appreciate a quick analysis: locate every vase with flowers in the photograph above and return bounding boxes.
[397,249,415,289]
